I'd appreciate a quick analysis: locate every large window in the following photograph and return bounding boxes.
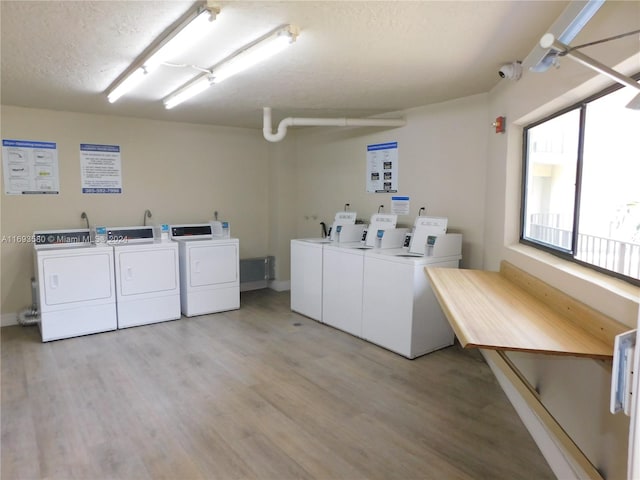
[522,81,640,284]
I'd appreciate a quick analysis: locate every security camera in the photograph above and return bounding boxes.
[498,61,523,80]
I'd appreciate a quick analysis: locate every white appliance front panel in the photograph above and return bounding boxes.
[362,257,414,354]
[322,246,364,337]
[116,248,178,296]
[39,303,117,341]
[188,243,238,288]
[42,252,113,306]
[290,240,323,321]
[362,255,456,358]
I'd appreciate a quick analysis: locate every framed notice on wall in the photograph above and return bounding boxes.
[80,143,122,194]
[366,142,398,193]
[2,139,60,195]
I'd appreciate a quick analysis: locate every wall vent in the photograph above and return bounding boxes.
[240,256,275,291]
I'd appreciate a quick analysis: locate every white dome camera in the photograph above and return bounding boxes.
[498,61,523,80]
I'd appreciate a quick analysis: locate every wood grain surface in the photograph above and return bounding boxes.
[1,289,554,480]
[425,262,628,359]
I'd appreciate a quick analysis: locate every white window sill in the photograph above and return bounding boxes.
[503,244,639,328]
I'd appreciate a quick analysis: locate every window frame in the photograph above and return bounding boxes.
[520,74,640,286]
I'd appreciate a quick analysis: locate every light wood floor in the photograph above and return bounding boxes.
[2,289,554,480]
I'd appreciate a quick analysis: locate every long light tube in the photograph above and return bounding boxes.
[107,68,149,103]
[144,8,217,71]
[106,3,218,104]
[162,24,298,109]
[211,25,298,84]
[163,74,214,110]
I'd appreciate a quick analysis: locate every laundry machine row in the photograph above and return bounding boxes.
[290,214,463,359]
[33,223,239,342]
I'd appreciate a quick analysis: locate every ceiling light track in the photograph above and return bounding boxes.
[539,33,640,109]
[105,1,219,103]
[163,24,299,110]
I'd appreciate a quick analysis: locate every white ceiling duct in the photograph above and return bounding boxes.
[262,107,406,142]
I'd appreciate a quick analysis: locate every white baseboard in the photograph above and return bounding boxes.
[241,280,291,292]
[268,280,290,292]
[240,280,268,292]
[482,351,580,480]
[1,313,18,327]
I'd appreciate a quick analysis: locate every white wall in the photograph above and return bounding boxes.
[267,135,297,289]
[1,106,270,317]
[484,1,640,478]
[290,93,489,270]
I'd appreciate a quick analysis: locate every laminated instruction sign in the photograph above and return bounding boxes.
[2,139,59,195]
[366,142,398,193]
[391,196,410,215]
[80,144,122,194]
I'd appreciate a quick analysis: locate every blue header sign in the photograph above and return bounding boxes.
[2,138,60,195]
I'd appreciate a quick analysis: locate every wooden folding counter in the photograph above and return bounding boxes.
[425,261,629,480]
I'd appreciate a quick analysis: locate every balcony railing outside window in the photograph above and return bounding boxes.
[529,215,640,280]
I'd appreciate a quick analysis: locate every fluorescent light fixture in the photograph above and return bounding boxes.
[163,74,214,110]
[105,3,218,103]
[107,67,148,104]
[211,25,298,84]
[145,9,217,71]
[162,24,299,109]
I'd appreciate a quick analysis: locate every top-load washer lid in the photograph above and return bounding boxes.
[329,211,357,241]
[408,216,448,255]
[33,228,92,249]
[107,226,155,244]
[363,213,398,247]
[299,238,333,244]
[170,224,213,241]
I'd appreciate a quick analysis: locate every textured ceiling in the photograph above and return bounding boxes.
[1,1,569,129]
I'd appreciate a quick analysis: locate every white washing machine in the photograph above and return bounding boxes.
[33,229,117,342]
[361,234,462,359]
[321,221,409,338]
[108,226,180,329]
[322,242,371,337]
[170,224,239,317]
[290,238,330,322]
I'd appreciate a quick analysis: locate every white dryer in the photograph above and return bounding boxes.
[170,224,239,317]
[108,226,180,329]
[33,229,117,342]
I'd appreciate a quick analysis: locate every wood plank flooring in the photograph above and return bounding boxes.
[1,289,555,480]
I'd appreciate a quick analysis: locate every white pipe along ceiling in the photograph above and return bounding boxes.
[262,107,406,142]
